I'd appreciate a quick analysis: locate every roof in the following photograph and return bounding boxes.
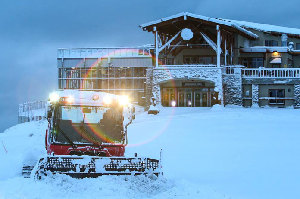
[219,18,300,36]
[140,12,258,39]
[140,12,300,38]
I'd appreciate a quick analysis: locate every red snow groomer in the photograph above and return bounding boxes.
[34,90,161,178]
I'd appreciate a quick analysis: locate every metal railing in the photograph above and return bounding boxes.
[242,68,300,78]
[158,64,218,68]
[18,101,47,123]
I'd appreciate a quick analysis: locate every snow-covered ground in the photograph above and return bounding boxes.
[1,106,300,199]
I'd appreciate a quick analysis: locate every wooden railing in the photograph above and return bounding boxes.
[242,68,300,78]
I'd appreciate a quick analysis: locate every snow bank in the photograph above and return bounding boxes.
[0,121,47,181]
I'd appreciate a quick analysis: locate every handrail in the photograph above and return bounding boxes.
[242,68,300,78]
[158,64,218,68]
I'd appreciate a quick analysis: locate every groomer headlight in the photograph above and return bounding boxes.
[118,95,129,106]
[103,96,112,105]
[49,92,59,103]
[66,96,74,103]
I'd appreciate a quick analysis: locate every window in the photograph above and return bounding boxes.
[249,58,263,68]
[184,57,198,64]
[296,43,300,50]
[166,58,174,65]
[138,49,144,55]
[265,40,278,46]
[269,89,285,105]
[199,57,212,64]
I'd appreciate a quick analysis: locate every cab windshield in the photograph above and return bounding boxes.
[54,105,124,145]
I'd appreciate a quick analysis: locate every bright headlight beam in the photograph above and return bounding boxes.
[66,96,74,103]
[49,92,59,102]
[118,95,129,106]
[103,96,112,105]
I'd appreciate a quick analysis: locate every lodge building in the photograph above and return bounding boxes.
[58,12,300,108]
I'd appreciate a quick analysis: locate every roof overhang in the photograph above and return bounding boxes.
[140,12,259,40]
[240,47,289,53]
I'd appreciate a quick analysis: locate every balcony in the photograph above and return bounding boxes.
[158,64,218,68]
[242,68,300,78]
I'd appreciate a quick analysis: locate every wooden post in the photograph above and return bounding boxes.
[154,26,159,68]
[216,25,221,68]
[225,39,227,66]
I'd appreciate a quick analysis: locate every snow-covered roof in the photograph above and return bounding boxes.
[219,18,300,36]
[140,12,258,39]
[140,12,300,38]
[241,46,289,53]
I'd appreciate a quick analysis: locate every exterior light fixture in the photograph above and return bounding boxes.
[171,101,176,107]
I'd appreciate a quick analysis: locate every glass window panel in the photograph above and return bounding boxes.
[108,79,114,89]
[126,68,132,77]
[101,79,108,89]
[119,68,126,77]
[126,79,133,89]
[114,79,120,89]
[108,67,114,78]
[120,79,126,89]
[101,68,108,78]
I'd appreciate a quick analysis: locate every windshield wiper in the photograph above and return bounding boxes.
[80,123,101,146]
[57,126,77,149]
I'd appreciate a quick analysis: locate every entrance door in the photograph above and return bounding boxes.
[186,89,192,107]
[202,93,208,107]
[194,92,201,107]
[163,93,169,107]
[178,90,184,107]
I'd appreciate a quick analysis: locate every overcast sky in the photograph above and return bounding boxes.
[0,0,299,132]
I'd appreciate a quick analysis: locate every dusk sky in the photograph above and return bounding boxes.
[1,0,299,132]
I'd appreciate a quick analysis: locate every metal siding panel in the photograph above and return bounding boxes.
[63,58,84,68]
[111,58,152,67]
[85,58,99,67]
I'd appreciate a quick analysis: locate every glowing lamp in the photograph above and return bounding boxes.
[118,95,129,106]
[66,96,74,103]
[171,101,176,107]
[49,92,59,103]
[103,96,112,105]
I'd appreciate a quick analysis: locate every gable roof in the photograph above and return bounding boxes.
[140,12,300,38]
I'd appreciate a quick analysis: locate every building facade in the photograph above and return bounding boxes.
[59,12,300,108]
[57,48,152,105]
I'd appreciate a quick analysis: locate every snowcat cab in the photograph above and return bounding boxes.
[32,91,161,179]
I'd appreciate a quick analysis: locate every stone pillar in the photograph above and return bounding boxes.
[145,68,153,107]
[294,84,300,108]
[222,67,242,106]
[252,84,259,107]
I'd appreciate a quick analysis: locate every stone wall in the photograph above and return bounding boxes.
[222,67,243,106]
[148,67,223,106]
[294,84,300,107]
[252,84,259,107]
[145,68,154,107]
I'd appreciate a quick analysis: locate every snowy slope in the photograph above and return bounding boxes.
[1,107,300,199]
[0,121,47,181]
[126,106,300,199]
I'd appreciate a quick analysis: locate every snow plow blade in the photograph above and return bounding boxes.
[34,156,161,179]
